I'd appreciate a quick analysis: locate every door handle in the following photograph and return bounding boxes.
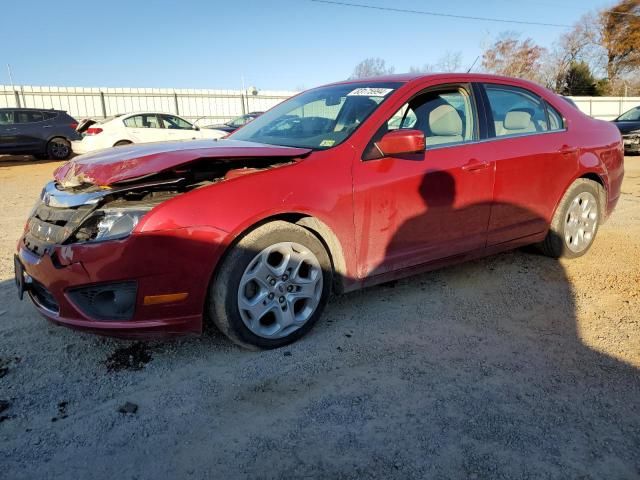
[461,159,490,172]
[43,125,53,129]
[5,127,17,131]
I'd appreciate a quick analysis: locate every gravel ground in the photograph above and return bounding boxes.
[0,155,639,479]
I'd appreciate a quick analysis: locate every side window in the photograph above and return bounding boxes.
[15,111,45,124]
[546,103,564,131]
[484,84,549,137]
[43,111,58,120]
[161,114,192,129]
[363,87,475,159]
[0,111,14,125]
[124,114,161,128]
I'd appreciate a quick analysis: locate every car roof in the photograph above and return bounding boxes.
[327,72,548,91]
[0,107,66,112]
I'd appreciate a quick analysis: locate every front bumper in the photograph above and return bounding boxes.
[16,226,228,337]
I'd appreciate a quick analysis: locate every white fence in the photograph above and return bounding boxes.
[0,85,297,125]
[1,84,639,123]
[569,96,640,120]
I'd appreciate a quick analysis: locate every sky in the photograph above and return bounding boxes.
[2,0,617,91]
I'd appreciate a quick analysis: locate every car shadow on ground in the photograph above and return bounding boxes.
[1,171,639,479]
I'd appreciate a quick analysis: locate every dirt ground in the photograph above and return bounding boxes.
[0,155,639,479]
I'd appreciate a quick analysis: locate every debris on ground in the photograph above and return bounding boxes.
[105,343,152,372]
[118,402,138,415]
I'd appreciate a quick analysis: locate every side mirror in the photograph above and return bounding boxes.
[375,129,425,157]
[193,125,200,131]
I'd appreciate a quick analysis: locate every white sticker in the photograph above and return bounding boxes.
[347,87,393,97]
[319,139,336,147]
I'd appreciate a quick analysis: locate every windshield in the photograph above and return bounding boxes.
[230,82,402,149]
[226,115,253,128]
[618,107,640,122]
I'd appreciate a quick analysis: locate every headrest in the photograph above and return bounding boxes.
[429,104,462,136]
[504,109,533,130]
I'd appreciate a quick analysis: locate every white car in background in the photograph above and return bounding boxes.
[72,112,226,154]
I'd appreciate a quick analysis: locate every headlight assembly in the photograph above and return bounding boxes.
[75,208,151,243]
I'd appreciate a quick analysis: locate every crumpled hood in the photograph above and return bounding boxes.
[54,139,312,188]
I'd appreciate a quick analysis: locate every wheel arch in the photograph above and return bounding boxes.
[215,212,349,295]
[578,171,607,217]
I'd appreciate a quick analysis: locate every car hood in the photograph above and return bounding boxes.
[54,139,312,187]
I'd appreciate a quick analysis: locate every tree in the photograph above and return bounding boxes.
[545,14,603,91]
[560,61,603,96]
[601,0,640,84]
[409,51,462,74]
[350,58,395,79]
[481,33,547,82]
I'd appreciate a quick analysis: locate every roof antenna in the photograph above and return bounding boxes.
[466,56,480,73]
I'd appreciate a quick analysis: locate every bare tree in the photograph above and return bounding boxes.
[409,51,463,74]
[481,32,547,83]
[350,58,395,79]
[545,14,603,91]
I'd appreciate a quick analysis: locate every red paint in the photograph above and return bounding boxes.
[53,139,311,186]
[19,74,624,336]
[376,129,426,156]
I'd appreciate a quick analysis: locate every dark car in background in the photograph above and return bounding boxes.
[612,106,640,154]
[202,111,263,135]
[0,108,81,160]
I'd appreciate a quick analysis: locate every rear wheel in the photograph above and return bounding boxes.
[209,221,332,350]
[46,138,71,160]
[540,179,603,258]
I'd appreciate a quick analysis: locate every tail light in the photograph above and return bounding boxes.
[85,127,103,135]
[70,122,78,130]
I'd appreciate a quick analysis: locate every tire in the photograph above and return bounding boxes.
[46,138,71,160]
[114,140,132,147]
[539,179,603,259]
[209,221,333,350]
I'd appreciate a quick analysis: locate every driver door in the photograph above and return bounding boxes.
[352,84,495,278]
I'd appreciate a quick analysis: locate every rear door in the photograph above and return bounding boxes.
[478,83,576,245]
[122,114,165,143]
[13,110,47,151]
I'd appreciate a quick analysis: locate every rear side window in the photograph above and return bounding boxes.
[546,103,564,131]
[43,111,58,120]
[0,111,14,125]
[124,114,161,128]
[484,84,549,138]
[15,111,46,124]
[160,114,192,129]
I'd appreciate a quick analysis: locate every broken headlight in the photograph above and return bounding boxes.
[76,208,150,243]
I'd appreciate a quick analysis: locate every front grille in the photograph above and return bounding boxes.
[23,202,93,256]
[30,278,60,314]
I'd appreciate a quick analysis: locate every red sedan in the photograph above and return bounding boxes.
[15,74,624,349]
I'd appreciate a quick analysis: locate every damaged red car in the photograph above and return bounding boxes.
[15,74,624,349]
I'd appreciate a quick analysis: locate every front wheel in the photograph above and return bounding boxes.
[540,179,603,258]
[209,221,333,350]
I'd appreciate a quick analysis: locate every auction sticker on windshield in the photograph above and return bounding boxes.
[347,87,394,97]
